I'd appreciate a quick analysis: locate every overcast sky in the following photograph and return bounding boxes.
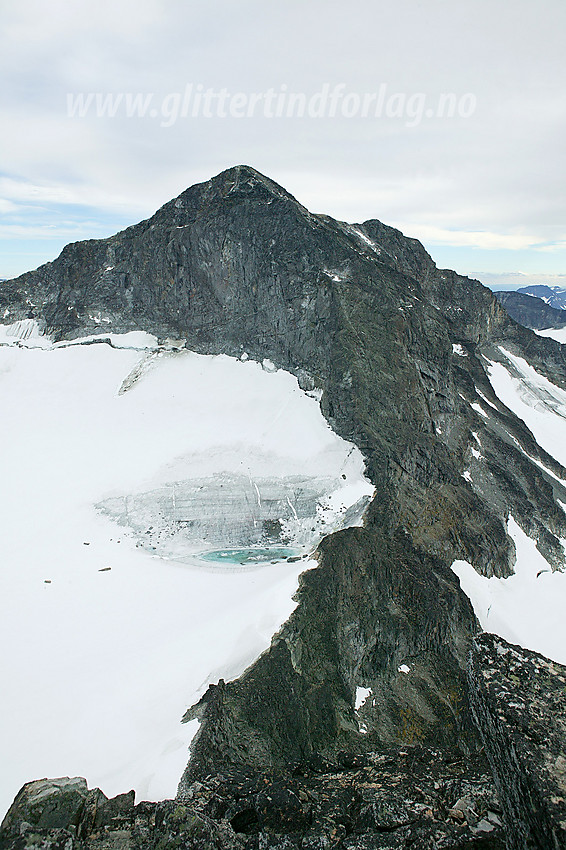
[1,0,565,288]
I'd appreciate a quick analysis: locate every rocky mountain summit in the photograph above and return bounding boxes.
[2,166,566,849]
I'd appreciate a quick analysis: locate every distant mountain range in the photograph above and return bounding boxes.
[495,289,566,330]
[517,284,566,309]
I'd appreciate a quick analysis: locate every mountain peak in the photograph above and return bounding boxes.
[142,164,306,234]
[184,163,303,208]
[207,164,296,197]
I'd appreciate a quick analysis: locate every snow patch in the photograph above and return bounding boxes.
[470,402,489,418]
[355,686,372,711]
[452,344,467,356]
[323,269,343,282]
[486,348,566,468]
[534,327,566,344]
[89,313,112,325]
[398,664,411,674]
[452,517,566,665]
[55,331,159,351]
[475,388,498,410]
[348,226,381,255]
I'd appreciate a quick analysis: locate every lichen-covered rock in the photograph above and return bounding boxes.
[0,750,505,849]
[0,777,89,833]
[469,633,566,849]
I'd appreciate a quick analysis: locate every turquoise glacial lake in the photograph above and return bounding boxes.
[199,547,298,566]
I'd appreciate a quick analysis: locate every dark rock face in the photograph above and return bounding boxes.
[0,751,506,849]
[494,291,566,330]
[180,528,482,782]
[2,166,566,844]
[469,634,566,849]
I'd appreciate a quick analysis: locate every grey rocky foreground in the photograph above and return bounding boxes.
[0,747,505,849]
[3,632,565,848]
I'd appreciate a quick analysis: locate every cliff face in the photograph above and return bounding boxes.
[2,165,566,847]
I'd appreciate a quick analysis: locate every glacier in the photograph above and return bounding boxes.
[0,329,373,818]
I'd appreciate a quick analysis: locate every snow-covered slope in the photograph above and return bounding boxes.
[534,326,566,344]
[452,347,566,665]
[486,347,566,469]
[0,330,373,818]
[453,518,566,665]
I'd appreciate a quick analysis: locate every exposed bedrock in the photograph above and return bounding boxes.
[469,633,566,850]
[0,753,506,849]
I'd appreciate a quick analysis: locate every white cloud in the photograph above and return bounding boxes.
[537,241,566,254]
[393,225,546,252]
[0,0,565,276]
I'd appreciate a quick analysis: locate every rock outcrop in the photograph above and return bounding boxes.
[0,750,506,849]
[469,633,566,849]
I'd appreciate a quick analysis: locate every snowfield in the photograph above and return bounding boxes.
[453,518,566,666]
[0,328,373,819]
[485,347,566,468]
[534,326,566,345]
[453,348,566,666]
